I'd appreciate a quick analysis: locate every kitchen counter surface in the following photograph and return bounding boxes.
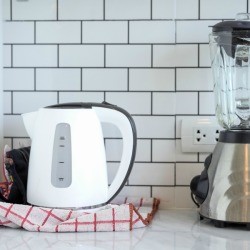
[1,209,250,250]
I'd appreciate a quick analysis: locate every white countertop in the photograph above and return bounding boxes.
[0,209,250,250]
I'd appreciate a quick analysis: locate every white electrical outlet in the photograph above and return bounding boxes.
[181,117,222,153]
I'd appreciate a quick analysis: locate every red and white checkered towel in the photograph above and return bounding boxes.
[0,197,159,232]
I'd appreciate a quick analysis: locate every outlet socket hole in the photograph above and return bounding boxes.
[197,130,200,133]
[203,134,206,137]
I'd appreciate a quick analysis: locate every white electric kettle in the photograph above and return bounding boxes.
[21,102,137,208]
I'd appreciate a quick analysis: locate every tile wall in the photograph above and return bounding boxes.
[2,0,249,208]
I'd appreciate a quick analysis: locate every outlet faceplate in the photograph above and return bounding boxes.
[181,117,222,153]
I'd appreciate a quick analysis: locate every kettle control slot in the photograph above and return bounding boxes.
[51,123,72,188]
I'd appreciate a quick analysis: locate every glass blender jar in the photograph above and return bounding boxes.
[210,13,250,131]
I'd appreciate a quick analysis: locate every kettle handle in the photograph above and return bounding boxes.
[93,103,137,203]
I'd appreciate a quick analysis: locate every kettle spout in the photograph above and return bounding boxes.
[21,111,38,139]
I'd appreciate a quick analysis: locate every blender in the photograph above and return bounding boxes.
[190,13,250,228]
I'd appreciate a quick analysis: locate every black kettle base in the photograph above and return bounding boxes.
[199,214,250,230]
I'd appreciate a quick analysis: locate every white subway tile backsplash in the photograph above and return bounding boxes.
[199,92,215,115]
[129,69,175,91]
[3,45,11,67]
[153,92,175,115]
[13,45,57,67]
[13,92,57,114]
[36,68,81,91]
[177,68,213,91]
[152,139,175,162]
[106,45,151,67]
[3,92,11,114]
[105,0,151,20]
[82,21,128,43]
[106,92,151,114]
[135,139,151,162]
[3,0,11,21]
[200,0,246,19]
[3,68,34,91]
[4,21,34,44]
[129,163,175,185]
[82,68,127,91]
[4,115,27,137]
[36,21,81,44]
[152,187,175,209]
[153,45,198,67]
[58,0,103,20]
[3,0,233,208]
[175,0,199,19]
[152,0,175,20]
[176,92,198,114]
[59,92,104,103]
[12,0,57,20]
[59,45,104,67]
[133,116,175,139]
[176,20,217,43]
[176,163,203,185]
[129,21,175,43]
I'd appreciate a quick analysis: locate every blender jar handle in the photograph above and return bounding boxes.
[235,13,250,20]
[93,104,137,203]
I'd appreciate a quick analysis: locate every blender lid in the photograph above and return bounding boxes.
[212,13,250,32]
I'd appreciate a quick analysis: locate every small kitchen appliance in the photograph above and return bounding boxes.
[190,13,250,227]
[22,102,136,209]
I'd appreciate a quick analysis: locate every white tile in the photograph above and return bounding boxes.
[117,186,151,198]
[102,123,122,138]
[4,115,27,137]
[133,116,175,139]
[82,69,127,91]
[82,21,128,43]
[152,187,175,209]
[176,163,203,185]
[12,0,57,20]
[106,45,151,67]
[3,0,11,20]
[105,0,151,20]
[130,21,175,43]
[3,92,11,114]
[199,92,215,115]
[129,163,175,185]
[36,68,81,91]
[59,45,104,67]
[175,187,196,208]
[152,0,175,19]
[107,162,119,185]
[13,92,57,114]
[176,20,218,43]
[176,92,198,114]
[105,139,123,161]
[177,68,213,91]
[58,0,103,20]
[175,140,198,162]
[129,69,175,91]
[153,92,175,115]
[4,21,34,43]
[199,44,211,67]
[13,45,57,67]
[175,0,199,19]
[3,45,11,67]
[135,139,151,162]
[13,138,31,149]
[59,92,104,103]
[3,68,34,91]
[152,139,176,162]
[200,0,246,19]
[153,45,198,67]
[36,21,81,44]
[106,92,151,115]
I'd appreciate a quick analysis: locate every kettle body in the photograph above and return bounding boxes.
[22,102,137,208]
